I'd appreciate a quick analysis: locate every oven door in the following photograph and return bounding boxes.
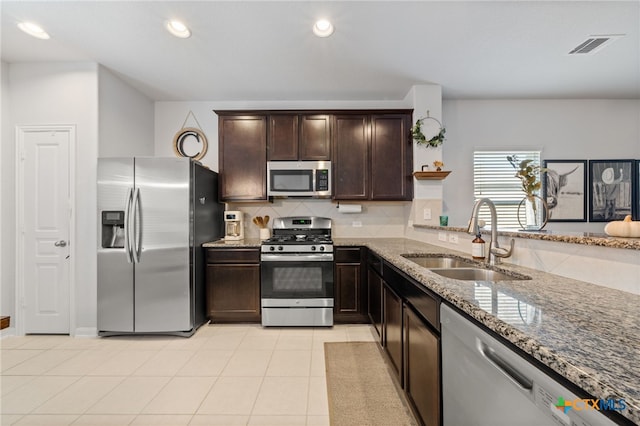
[260,253,334,300]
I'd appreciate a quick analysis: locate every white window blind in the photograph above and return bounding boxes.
[473,150,541,229]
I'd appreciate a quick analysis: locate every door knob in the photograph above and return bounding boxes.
[54,240,67,247]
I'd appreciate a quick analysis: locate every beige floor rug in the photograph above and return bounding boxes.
[324,341,418,426]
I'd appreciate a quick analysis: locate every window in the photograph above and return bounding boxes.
[473,150,542,229]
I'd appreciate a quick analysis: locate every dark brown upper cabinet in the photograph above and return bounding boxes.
[268,114,331,161]
[333,114,370,199]
[217,113,268,201]
[370,114,413,200]
[333,111,413,201]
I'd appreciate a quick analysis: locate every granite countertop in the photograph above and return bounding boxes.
[414,224,640,250]
[202,237,640,424]
[336,238,640,425]
[203,238,263,247]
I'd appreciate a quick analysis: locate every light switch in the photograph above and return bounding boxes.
[423,208,432,220]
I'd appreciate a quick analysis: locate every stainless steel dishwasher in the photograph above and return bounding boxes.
[441,304,619,426]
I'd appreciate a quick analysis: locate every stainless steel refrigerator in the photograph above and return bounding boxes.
[97,157,223,336]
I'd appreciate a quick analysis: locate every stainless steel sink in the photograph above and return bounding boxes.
[402,255,476,269]
[401,254,530,281]
[431,268,528,281]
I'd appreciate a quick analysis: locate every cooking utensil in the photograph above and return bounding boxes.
[264,215,270,226]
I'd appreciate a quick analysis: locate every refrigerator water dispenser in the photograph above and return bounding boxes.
[101,210,125,248]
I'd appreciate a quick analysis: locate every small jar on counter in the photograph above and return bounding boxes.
[471,234,486,260]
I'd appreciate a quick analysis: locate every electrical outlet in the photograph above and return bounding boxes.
[438,232,447,242]
[352,221,362,228]
[448,234,459,244]
[423,208,432,220]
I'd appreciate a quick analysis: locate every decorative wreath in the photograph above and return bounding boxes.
[173,127,208,160]
[411,113,446,148]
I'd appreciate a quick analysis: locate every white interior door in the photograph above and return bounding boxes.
[20,127,72,334]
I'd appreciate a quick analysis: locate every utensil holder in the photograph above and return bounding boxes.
[259,228,271,241]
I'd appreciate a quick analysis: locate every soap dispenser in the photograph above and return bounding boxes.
[471,233,486,260]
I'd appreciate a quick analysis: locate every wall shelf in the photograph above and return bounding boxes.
[413,171,451,180]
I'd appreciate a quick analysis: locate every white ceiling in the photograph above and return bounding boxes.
[2,1,639,102]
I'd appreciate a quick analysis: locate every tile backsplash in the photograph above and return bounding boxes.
[227,199,412,239]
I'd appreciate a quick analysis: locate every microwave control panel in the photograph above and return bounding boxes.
[315,169,329,191]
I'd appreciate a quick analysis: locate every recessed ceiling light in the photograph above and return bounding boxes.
[18,22,50,40]
[166,20,191,39]
[313,19,334,38]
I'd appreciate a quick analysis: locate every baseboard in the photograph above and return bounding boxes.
[0,327,16,338]
[73,327,98,338]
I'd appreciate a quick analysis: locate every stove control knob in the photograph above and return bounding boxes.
[269,246,275,251]
[311,246,317,251]
[319,246,325,251]
[278,246,283,251]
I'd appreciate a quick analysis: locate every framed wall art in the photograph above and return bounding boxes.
[543,160,587,222]
[588,159,636,222]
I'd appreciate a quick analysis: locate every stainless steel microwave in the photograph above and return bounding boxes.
[267,161,331,198]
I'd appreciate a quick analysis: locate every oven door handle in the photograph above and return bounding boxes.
[261,253,334,262]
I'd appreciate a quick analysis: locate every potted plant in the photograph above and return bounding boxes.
[507,155,548,230]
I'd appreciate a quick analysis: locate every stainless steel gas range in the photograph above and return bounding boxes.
[260,217,334,327]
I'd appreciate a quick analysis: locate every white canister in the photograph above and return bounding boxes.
[259,228,271,241]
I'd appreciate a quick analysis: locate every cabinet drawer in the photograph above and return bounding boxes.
[406,293,439,333]
[335,247,362,263]
[206,248,260,264]
[384,261,440,332]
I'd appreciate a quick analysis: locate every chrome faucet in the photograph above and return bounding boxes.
[467,198,514,265]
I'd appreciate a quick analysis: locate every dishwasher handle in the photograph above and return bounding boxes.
[477,338,534,392]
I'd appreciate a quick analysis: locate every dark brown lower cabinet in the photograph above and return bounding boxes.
[334,247,368,323]
[383,283,403,382]
[404,304,441,426]
[206,248,261,323]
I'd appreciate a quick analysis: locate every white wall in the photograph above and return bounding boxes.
[8,62,99,335]
[98,66,154,157]
[441,99,640,232]
[1,60,13,323]
[4,62,154,336]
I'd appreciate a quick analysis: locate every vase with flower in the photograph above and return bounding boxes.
[507,155,549,231]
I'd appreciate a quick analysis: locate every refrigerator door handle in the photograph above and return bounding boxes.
[131,187,141,263]
[124,187,134,263]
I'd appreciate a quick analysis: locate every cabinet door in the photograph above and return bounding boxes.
[367,266,383,339]
[335,263,360,313]
[333,115,369,199]
[268,115,299,160]
[383,283,403,382]
[206,263,261,322]
[405,305,441,426]
[219,115,267,201]
[334,247,367,323]
[370,114,413,200]
[299,115,331,160]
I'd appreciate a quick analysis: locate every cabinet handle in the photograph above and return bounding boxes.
[477,338,534,392]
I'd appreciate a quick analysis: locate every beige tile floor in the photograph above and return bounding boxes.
[1,324,376,426]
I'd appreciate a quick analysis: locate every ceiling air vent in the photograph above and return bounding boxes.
[568,34,624,55]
